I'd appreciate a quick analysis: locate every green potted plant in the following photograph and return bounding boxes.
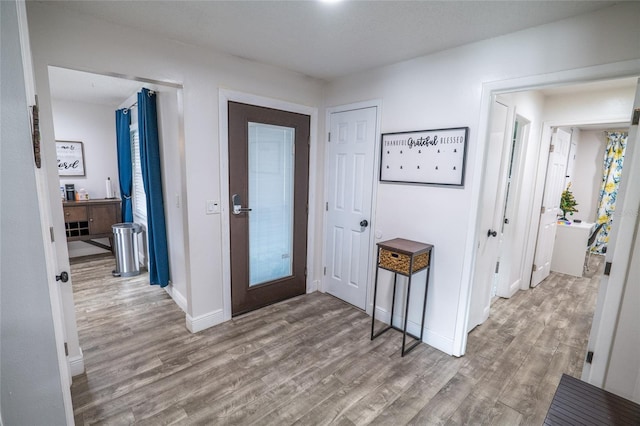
[560,183,579,221]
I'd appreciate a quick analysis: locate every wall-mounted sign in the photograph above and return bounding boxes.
[56,141,85,176]
[380,127,468,186]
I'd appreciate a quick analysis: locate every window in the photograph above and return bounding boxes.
[130,124,147,218]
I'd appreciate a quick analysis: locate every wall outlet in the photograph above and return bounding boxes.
[206,200,220,215]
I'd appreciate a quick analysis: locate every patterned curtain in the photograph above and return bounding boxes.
[592,131,627,254]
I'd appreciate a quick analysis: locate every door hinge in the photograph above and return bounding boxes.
[64,342,69,356]
[495,261,500,274]
[604,262,612,276]
[328,132,331,142]
[325,202,328,211]
[586,350,594,364]
[549,144,555,153]
[532,264,537,272]
[50,226,55,242]
[304,267,307,277]
[540,206,545,214]
[632,108,640,126]
[323,266,326,276]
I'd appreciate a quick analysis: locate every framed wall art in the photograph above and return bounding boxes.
[56,140,85,176]
[380,127,468,186]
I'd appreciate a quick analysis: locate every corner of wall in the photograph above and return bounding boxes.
[185,309,224,333]
[68,349,84,377]
[163,284,187,313]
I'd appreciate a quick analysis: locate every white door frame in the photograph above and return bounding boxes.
[323,100,382,315]
[456,59,640,357]
[219,89,319,321]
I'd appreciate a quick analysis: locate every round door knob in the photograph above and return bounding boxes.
[487,229,497,237]
[360,219,369,228]
[56,271,69,283]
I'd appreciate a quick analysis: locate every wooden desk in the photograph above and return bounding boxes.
[551,221,595,277]
[62,199,121,252]
[370,238,433,356]
[545,374,640,425]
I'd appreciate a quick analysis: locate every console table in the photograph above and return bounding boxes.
[371,238,433,356]
[62,199,121,252]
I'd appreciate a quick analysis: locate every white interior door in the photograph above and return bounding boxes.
[531,128,571,287]
[467,99,511,331]
[324,106,377,310]
[496,116,529,298]
[10,1,75,422]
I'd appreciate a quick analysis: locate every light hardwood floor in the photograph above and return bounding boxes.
[70,255,603,425]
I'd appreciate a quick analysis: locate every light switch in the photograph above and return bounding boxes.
[206,200,220,215]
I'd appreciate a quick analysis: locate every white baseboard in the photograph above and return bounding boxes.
[164,284,187,313]
[69,348,85,377]
[307,279,320,293]
[186,309,224,333]
[373,306,455,356]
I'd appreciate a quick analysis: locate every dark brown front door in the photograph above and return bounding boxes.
[228,101,310,316]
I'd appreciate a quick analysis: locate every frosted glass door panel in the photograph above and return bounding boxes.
[248,122,295,286]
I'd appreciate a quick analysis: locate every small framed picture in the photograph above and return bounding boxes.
[56,141,85,176]
[380,127,468,186]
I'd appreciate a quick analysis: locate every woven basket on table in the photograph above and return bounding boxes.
[378,248,430,275]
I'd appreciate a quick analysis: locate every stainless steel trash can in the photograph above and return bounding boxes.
[112,223,142,277]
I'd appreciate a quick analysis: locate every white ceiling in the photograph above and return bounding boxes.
[48,66,147,107]
[46,1,635,107]
[44,0,619,81]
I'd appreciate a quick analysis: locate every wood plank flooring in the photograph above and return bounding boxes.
[70,255,603,425]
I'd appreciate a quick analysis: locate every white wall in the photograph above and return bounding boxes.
[1,1,67,422]
[26,1,325,332]
[52,99,119,200]
[542,86,636,126]
[325,2,640,355]
[572,130,607,222]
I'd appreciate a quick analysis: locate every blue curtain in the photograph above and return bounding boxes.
[138,88,170,287]
[115,109,133,222]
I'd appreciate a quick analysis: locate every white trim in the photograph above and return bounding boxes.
[323,100,382,314]
[374,306,454,355]
[457,59,640,360]
[307,279,320,294]
[218,89,319,321]
[68,349,85,377]
[164,284,188,313]
[186,309,224,333]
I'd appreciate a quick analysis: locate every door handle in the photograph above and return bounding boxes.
[360,219,369,228]
[231,193,252,215]
[487,229,498,237]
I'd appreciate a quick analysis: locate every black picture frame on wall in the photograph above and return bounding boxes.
[380,127,468,187]
[56,140,85,177]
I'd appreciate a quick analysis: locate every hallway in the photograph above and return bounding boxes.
[69,255,602,424]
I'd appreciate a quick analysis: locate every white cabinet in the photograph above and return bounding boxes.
[551,221,595,277]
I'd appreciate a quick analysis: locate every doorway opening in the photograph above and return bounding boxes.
[468,75,639,388]
[47,66,187,376]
